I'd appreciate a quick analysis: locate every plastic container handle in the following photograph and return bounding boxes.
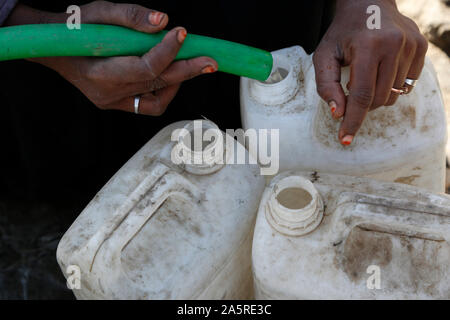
[96,169,201,282]
[330,192,450,247]
[0,24,273,81]
[72,161,201,275]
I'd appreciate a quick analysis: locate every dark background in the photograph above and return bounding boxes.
[0,0,333,299]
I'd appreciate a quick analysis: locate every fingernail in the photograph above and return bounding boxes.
[202,65,217,74]
[341,135,354,146]
[329,100,337,114]
[177,29,187,43]
[149,12,164,26]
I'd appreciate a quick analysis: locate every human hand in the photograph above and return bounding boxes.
[30,1,218,115]
[313,0,428,145]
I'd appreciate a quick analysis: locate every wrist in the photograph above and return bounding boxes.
[4,4,78,74]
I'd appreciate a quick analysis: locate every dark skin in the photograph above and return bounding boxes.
[5,1,427,144]
[5,1,219,115]
[314,0,428,145]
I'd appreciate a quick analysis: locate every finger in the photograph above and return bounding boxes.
[385,38,417,106]
[139,27,188,79]
[339,53,379,145]
[139,84,181,115]
[107,84,181,116]
[85,28,190,84]
[83,1,168,33]
[370,55,399,110]
[313,49,346,119]
[404,34,428,94]
[106,28,188,82]
[125,57,218,94]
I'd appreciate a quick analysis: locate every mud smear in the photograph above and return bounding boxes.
[340,227,393,282]
[394,175,421,185]
[314,103,417,148]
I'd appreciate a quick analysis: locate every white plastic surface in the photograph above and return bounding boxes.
[56,120,265,300]
[240,46,448,193]
[252,171,450,299]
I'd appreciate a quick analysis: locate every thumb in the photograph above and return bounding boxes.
[313,49,346,119]
[82,1,168,33]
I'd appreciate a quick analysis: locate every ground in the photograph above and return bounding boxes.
[0,200,78,299]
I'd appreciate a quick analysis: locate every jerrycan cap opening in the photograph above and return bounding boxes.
[173,120,228,175]
[249,54,299,106]
[266,176,323,236]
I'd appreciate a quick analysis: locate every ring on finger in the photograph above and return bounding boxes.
[402,78,418,95]
[391,78,418,96]
[134,96,141,114]
[404,78,417,87]
[391,87,407,95]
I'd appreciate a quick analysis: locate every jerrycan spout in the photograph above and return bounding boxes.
[247,46,311,106]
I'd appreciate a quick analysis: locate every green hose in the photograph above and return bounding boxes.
[0,24,273,81]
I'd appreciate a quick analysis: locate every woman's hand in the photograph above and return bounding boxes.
[8,1,218,115]
[313,0,428,145]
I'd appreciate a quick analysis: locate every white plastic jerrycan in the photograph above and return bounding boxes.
[252,171,450,299]
[240,46,448,193]
[57,120,265,300]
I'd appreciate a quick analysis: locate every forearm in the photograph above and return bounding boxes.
[3,3,65,26]
[3,4,75,75]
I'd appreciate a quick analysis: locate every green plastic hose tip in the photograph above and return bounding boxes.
[0,24,273,81]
